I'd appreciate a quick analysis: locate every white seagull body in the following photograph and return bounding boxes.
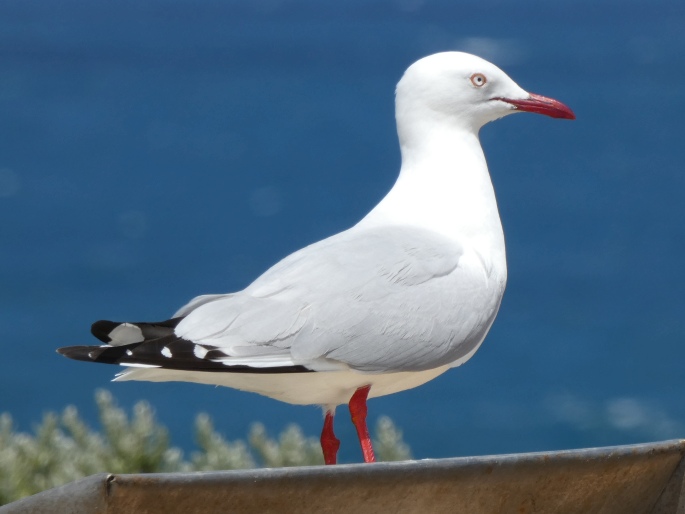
[59,52,574,464]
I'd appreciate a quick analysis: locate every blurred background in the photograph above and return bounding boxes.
[1,0,684,463]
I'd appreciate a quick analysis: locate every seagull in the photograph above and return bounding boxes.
[58,52,574,465]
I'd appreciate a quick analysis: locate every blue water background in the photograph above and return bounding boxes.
[1,0,684,462]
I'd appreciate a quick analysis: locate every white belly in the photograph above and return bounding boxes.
[114,365,451,407]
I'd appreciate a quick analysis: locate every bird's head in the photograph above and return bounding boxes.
[396,52,575,136]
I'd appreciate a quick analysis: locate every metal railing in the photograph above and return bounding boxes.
[3,439,685,513]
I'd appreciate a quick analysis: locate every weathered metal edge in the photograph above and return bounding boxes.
[0,473,110,514]
[104,438,685,485]
[3,439,685,513]
[651,444,685,514]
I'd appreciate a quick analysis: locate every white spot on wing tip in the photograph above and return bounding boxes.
[194,345,209,359]
[109,323,144,346]
[126,349,133,356]
[161,347,172,358]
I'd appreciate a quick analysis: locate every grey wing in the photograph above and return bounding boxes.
[175,225,500,373]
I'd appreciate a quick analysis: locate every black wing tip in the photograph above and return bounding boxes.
[58,333,317,374]
[91,318,185,343]
[91,320,118,342]
[57,345,80,357]
[57,343,315,374]
[57,345,99,362]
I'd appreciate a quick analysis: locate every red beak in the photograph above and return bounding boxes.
[494,93,576,120]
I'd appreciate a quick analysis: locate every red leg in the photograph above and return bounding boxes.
[349,385,376,463]
[320,409,340,465]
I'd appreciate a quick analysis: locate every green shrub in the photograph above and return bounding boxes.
[0,390,411,505]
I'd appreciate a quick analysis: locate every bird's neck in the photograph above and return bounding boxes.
[361,124,506,265]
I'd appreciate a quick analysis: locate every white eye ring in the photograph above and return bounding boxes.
[470,73,487,87]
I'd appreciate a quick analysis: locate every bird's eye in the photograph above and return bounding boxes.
[470,73,487,87]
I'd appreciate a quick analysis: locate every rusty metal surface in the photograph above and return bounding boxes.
[0,474,109,514]
[3,440,685,514]
[651,450,685,514]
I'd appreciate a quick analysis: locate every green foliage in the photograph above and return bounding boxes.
[190,413,255,471]
[373,416,412,462]
[249,422,324,467]
[0,390,411,506]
